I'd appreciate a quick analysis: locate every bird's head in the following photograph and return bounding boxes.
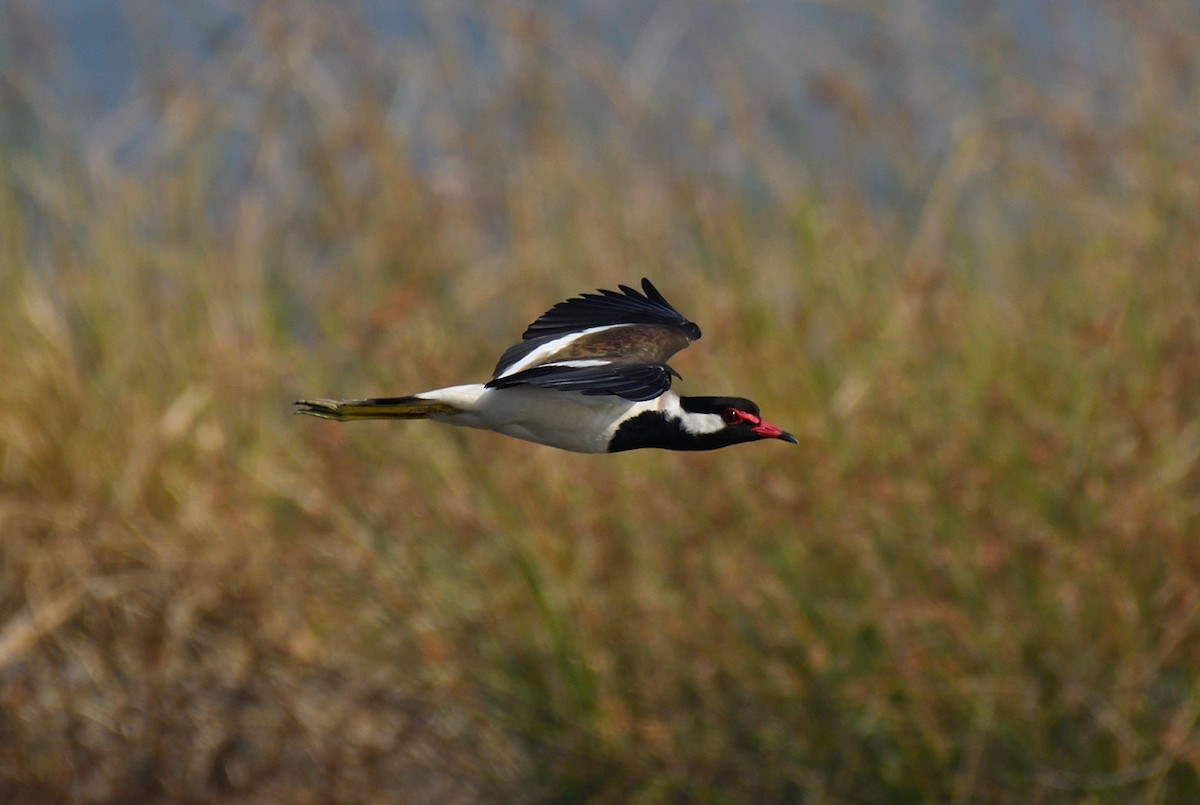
[677,396,798,448]
[606,395,797,452]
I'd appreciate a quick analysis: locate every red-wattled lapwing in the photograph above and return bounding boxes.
[295,279,796,453]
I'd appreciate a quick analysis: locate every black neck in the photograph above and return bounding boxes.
[606,409,731,452]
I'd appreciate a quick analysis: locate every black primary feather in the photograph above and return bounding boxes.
[519,278,701,341]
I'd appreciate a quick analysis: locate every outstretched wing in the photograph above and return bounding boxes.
[487,361,680,402]
[490,278,702,387]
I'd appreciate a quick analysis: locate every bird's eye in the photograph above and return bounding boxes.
[721,408,741,425]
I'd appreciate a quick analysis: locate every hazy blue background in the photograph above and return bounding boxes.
[6,0,1137,209]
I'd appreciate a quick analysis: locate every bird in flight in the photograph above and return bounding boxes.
[295,279,796,453]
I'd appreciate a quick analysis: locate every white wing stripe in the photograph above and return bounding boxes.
[542,359,611,368]
[496,324,623,379]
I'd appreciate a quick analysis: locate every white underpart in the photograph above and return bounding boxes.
[413,382,655,453]
[411,382,724,454]
[497,324,625,378]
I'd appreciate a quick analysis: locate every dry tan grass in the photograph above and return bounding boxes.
[2,2,1199,802]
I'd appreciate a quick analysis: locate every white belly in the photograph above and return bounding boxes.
[422,384,647,453]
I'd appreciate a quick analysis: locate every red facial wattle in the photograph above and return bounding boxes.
[724,407,798,443]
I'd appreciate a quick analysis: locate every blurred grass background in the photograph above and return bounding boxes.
[2,1,1199,802]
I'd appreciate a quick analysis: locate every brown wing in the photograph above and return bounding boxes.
[549,323,695,366]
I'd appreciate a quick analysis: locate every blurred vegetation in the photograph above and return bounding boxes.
[2,1,1199,802]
